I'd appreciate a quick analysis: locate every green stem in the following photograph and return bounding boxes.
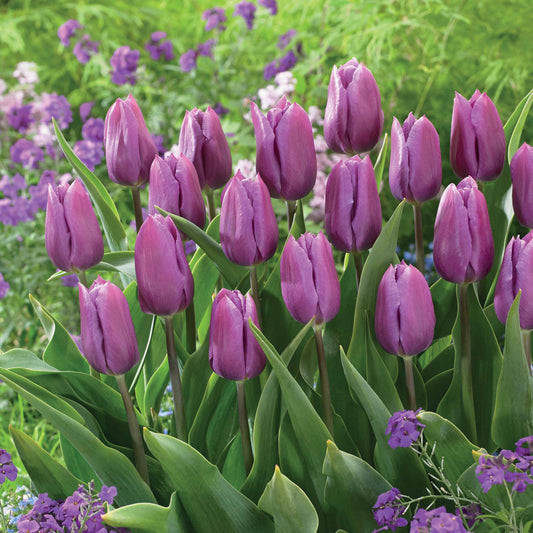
[185,303,197,354]
[522,330,532,375]
[116,374,150,485]
[286,200,296,233]
[314,324,333,436]
[352,251,363,290]
[165,317,188,441]
[250,266,262,328]
[413,203,425,273]
[206,189,216,222]
[131,186,144,233]
[237,381,253,475]
[403,356,416,410]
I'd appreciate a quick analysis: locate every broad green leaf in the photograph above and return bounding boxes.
[373,132,389,192]
[430,278,457,340]
[181,341,211,428]
[507,88,533,162]
[92,251,136,280]
[141,357,170,424]
[191,252,219,343]
[425,369,453,412]
[0,349,57,372]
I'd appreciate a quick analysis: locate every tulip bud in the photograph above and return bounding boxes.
[45,179,104,272]
[103,94,157,187]
[450,90,505,182]
[220,170,278,266]
[79,276,139,375]
[280,232,340,324]
[375,261,435,356]
[389,113,442,203]
[324,58,384,154]
[325,155,382,253]
[209,289,266,381]
[251,97,317,201]
[177,106,232,190]
[135,214,194,316]
[148,154,206,229]
[511,143,533,228]
[494,233,533,329]
[433,176,494,284]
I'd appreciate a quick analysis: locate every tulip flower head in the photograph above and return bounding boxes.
[511,143,533,229]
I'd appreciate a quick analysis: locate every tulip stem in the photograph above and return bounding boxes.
[165,317,188,441]
[206,189,217,222]
[132,186,144,233]
[116,374,150,485]
[413,203,425,274]
[237,381,253,476]
[352,251,363,290]
[286,200,296,232]
[403,356,416,410]
[250,266,262,328]
[314,324,334,436]
[185,303,196,354]
[522,330,532,375]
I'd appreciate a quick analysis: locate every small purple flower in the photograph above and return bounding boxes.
[61,273,80,287]
[57,19,82,46]
[504,469,533,493]
[16,519,40,533]
[82,117,105,142]
[72,34,99,64]
[258,0,277,14]
[233,1,256,30]
[197,38,216,58]
[385,409,425,448]
[475,454,506,492]
[279,49,297,72]
[372,488,408,531]
[278,29,297,49]
[203,7,227,31]
[80,101,94,122]
[0,273,9,300]
[411,507,466,532]
[110,46,140,85]
[98,485,117,504]
[516,436,533,457]
[73,140,104,172]
[145,31,175,61]
[179,49,198,72]
[213,102,229,117]
[152,133,166,155]
[10,139,44,169]
[0,449,17,483]
[7,104,34,132]
[40,93,73,129]
[455,503,481,529]
[263,60,278,80]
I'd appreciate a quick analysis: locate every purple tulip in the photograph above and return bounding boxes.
[494,233,533,329]
[177,106,232,190]
[251,97,317,201]
[375,261,435,356]
[79,276,139,375]
[220,171,279,266]
[209,289,266,381]
[135,214,194,316]
[450,90,505,182]
[148,154,206,229]
[433,176,494,284]
[324,58,384,154]
[103,94,157,187]
[325,155,382,253]
[280,232,340,325]
[389,113,442,203]
[511,143,533,228]
[45,179,104,272]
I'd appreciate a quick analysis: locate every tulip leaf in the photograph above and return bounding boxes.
[140,356,170,425]
[191,251,219,344]
[92,251,136,280]
[182,340,211,429]
[144,429,274,533]
[425,369,453,412]
[431,278,457,340]
[506,88,533,162]
[492,292,533,449]
[373,132,389,192]
[53,118,128,253]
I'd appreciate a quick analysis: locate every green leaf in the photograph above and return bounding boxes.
[431,278,457,340]
[92,251,136,280]
[506,88,533,162]
[181,341,211,428]
[373,132,389,192]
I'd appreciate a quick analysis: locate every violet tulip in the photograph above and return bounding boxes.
[103,94,157,187]
[220,170,278,266]
[389,113,442,203]
[177,106,232,190]
[324,58,383,154]
[375,262,435,356]
[324,155,382,253]
[280,232,340,325]
[148,154,206,229]
[450,90,505,182]
[45,179,104,272]
[79,276,139,375]
[251,97,317,201]
[209,289,266,381]
[135,214,194,317]
[433,177,494,284]
[511,143,533,228]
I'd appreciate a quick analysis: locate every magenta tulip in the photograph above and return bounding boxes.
[511,143,533,229]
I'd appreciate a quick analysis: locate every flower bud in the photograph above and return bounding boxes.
[104,94,157,187]
[450,90,505,182]
[325,155,382,253]
[220,171,278,266]
[177,106,232,190]
[280,232,340,325]
[45,179,104,272]
[148,154,206,229]
[433,176,494,284]
[324,58,384,154]
[494,233,533,329]
[79,276,139,375]
[511,143,533,228]
[134,214,194,316]
[375,262,435,356]
[209,289,266,381]
[251,97,317,200]
[389,113,442,203]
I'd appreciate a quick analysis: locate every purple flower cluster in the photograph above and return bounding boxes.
[278,29,297,49]
[258,0,277,15]
[40,93,73,129]
[145,31,175,61]
[57,19,81,47]
[372,488,408,531]
[0,449,18,483]
[233,1,256,30]
[7,104,34,132]
[57,20,99,64]
[10,139,44,169]
[74,114,105,171]
[179,39,216,72]
[0,272,9,299]
[203,7,227,32]
[410,506,466,532]
[263,50,298,80]
[110,46,140,85]
[385,409,425,448]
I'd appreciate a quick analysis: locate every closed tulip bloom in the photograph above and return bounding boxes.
[79,276,139,375]
[375,261,435,356]
[511,143,533,228]
[325,155,381,253]
[494,233,533,329]
[148,154,206,229]
[104,94,157,187]
[209,289,266,381]
[220,170,278,266]
[251,97,317,201]
[45,179,104,272]
[177,106,232,190]
[324,58,384,154]
[389,113,442,203]
[450,90,505,182]
[135,214,194,316]
[280,232,340,325]
[433,176,494,284]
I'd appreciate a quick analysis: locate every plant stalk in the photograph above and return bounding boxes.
[413,203,425,273]
[185,302,196,354]
[352,250,363,290]
[237,381,253,475]
[403,356,416,410]
[206,189,216,222]
[522,330,532,375]
[131,186,144,233]
[314,324,334,436]
[250,266,262,328]
[286,200,296,232]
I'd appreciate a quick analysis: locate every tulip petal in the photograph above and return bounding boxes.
[242,293,266,379]
[148,156,182,215]
[375,265,401,355]
[511,143,533,228]
[450,92,478,179]
[201,106,232,189]
[324,65,349,153]
[45,185,71,272]
[389,117,410,202]
[494,237,519,325]
[178,110,206,188]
